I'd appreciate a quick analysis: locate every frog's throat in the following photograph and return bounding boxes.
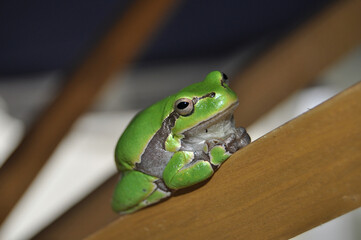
[182,101,239,137]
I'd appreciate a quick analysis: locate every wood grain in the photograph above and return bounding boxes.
[0,0,178,225]
[87,80,361,240]
[33,0,361,238]
[233,0,361,127]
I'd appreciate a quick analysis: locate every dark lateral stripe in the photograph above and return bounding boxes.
[135,111,179,178]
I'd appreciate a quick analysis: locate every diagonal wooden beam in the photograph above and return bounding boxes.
[0,0,179,225]
[233,0,361,127]
[32,175,120,240]
[33,0,361,239]
[86,80,361,240]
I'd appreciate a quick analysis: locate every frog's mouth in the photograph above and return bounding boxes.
[181,102,250,152]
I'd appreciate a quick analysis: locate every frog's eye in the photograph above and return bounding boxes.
[174,98,194,116]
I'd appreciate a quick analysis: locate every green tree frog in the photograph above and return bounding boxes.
[112,71,250,214]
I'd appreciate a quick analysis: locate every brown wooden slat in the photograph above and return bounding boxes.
[33,0,361,239]
[0,0,179,225]
[86,80,361,240]
[233,0,361,127]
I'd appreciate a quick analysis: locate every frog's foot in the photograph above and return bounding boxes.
[112,171,171,214]
[203,127,250,168]
[205,127,250,154]
[208,145,231,166]
[163,151,214,190]
[223,127,251,153]
[119,187,171,214]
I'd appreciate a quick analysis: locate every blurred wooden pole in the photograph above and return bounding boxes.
[86,81,361,240]
[33,0,361,239]
[0,0,179,225]
[233,0,361,126]
[33,176,119,240]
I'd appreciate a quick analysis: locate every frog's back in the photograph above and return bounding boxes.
[115,96,173,170]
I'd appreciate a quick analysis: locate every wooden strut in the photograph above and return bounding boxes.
[33,0,361,239]
[0,0,179,225]
[87,80,361,240]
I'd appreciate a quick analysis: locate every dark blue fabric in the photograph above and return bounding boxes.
[140,0,332,63]
[0,0,332,75]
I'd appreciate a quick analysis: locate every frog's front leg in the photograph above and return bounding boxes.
[163,151,214,189]
[206,127,251,166]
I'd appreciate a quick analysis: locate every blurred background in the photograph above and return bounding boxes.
[0,0,360,239]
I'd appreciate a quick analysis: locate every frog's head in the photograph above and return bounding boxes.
[170,71,239,136]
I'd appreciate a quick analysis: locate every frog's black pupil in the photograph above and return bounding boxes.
[177,102,189,109]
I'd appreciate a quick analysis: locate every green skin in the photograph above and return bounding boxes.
[112,71,247,214]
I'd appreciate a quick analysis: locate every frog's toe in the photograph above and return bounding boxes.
[237,127,251,147]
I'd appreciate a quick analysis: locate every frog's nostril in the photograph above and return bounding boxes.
[220,72,229,86]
